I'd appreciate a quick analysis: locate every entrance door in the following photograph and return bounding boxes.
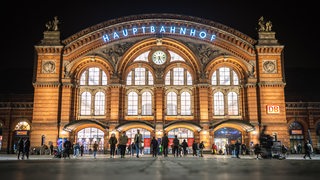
[214,138,228,154]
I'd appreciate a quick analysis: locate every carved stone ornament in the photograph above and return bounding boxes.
[262,60,277,73]
[42,60,56,73]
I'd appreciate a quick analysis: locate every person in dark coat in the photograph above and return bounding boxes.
[17,138,24,160]
[63,138,72,159]
[161,133,169,157]
[235,140,241,158]
[23,137,30,159]
[151,136,158,157]
[109,133,118,158]
[192,140,198,156]
[173,135,180,157]
[181,139,188,156]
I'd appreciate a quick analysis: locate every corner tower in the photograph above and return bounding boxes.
[32,17,64,147]
[255,17,289,145]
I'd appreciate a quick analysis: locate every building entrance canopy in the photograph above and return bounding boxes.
[209,119,255,132]
[63,119,109,132]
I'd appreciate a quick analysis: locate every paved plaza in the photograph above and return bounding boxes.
[0,153,319,180]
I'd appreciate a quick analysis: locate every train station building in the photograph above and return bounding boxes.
[0,14,319,154]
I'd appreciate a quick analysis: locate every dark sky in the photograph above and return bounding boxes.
[2,0,319,101]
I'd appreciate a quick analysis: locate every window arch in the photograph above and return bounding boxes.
[14,121,30,130]
[126,67,154,85]
[211,67,239,86]
[165,67,192,85]
[80,67,107,86]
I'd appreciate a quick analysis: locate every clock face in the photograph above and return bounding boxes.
[152,50,167,65]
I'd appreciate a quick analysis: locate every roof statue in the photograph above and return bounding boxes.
[258,16,272,32]
[45,16,60,31]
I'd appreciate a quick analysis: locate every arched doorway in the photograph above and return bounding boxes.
[126,128,151,155]
[167,128,194,154]
[76,127,104,154]
[12,121,30,153]
[214,127,242,155]
[288,121,304,154]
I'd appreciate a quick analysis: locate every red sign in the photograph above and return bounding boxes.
[144,138,150,147]
[187,138,194,147]
[266,105,280,114]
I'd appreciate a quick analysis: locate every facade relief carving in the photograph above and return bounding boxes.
[186,42,220,65]
[102,42,134,66]
[63,61,71,78]
[42,60,56,73]
[248,61,256,77]
[262,60,277,73]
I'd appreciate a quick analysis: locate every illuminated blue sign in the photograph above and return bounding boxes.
[102,25,216,42]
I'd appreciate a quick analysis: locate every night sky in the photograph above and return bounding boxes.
[2,1,319,101]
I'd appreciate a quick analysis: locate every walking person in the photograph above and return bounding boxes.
[80,144,84,156]
[303,140,313,159]
[73,142,80,158]
[17,138,24,160]
[181,139,188,156]
[254,143,261,159]
[134,129,143,158]
[161,133,169,157]
[192,140,198,156]
[173,135,180,157]
[235,140,241,158]
[118,131,128,158]
[63,138,72,159]
[93,141,99,159]
[109,133,118,158]
[199,141,205,157]
[50,143,54,155]
[151,136,158,157]
[22,137,30,160]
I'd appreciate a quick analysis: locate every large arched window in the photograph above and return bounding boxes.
[79,67,108,117]
[142,92,152,115]
[167,92,177,115]
[211,66,240,116]
[128,92,138,115]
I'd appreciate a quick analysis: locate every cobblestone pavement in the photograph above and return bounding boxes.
[0,154,319,180]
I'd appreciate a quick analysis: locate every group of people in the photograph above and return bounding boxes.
[108,131,206,158]
[108,129,144,158]
[17,137,30,160]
